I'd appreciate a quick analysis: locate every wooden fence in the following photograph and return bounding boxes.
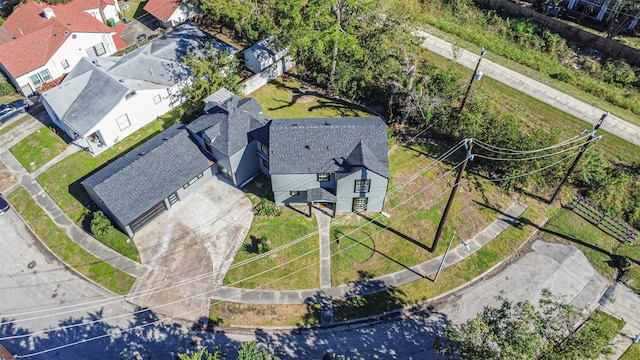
[569,193,638,243]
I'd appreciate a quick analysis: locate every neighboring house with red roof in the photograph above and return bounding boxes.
[143,0,198,28]
[0,0,122,96]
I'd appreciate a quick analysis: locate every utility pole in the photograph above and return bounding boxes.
[459,47,486,114]
[431,139,473,252]
[549,112,608,204]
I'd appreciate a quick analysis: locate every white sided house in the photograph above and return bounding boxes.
[42,23,237,156]
[143,0,199,28]
[0,0,123,96]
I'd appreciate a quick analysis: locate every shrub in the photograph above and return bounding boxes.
[253,198,281,217]
[90,211,111,237]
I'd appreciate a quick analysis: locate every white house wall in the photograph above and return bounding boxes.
[81,87,175,152]
[335,169,388,212]
[103,3,121,20]
[165,3,199,28]
[14,32,116,95]
[41,97,73,136]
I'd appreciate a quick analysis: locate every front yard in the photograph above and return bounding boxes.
[9,125,69,172]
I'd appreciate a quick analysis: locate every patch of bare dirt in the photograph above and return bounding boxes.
[211,302,313,326]
[0,161,17,192]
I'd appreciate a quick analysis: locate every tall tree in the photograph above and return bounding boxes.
[181,42,240,102]
[434,289,612,359]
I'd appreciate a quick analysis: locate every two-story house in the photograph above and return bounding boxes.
[41,23,237,156]
[0,0,123,96]
[82,89,390,236]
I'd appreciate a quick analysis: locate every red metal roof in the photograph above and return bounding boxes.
[0,1,115,77]
[144,0,181,22]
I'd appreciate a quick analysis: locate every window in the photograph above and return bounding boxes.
[290,191,300,196]
[352,197,368,211]
[61,59,70,69]
[260,143,269,156]
[39,69,52,82]
[29,69,52,87]
[153,94,162,105]
[183,173,204,189]
[262,159,270,169]
[116,114,131,131]
[317,173,330,182]
[354,179,371,193]
[86,42,106,57]
[29,74,42,87]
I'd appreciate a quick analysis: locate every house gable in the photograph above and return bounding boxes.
[268,117,390,178]
[81,124,212,227]
[0,1,116,79]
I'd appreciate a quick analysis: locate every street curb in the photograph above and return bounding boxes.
[213,212,549,335]
[5,194,126,299]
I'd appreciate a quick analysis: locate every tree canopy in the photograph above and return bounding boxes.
[434,289,613,359]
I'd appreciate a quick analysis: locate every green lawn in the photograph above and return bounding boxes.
[7,187,135,294]
[121,0,148,20]
[576,310,625,358]
[224,175,320,290]
[248,76,372,119]
[333,205,549,320]
[37,118,166,223]
[621,342,640,360]
[9,126,69,172]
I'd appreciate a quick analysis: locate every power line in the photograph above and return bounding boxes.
[472,136,600,162]
[7,170,463,357]
[472,134,589,154]
[1,142,466,328]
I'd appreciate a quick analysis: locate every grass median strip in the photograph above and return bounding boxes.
[8,187,135,295]
[9,125,69,172]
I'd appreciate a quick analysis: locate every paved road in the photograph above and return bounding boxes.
[1,237,618,359]
[415,31,640,147]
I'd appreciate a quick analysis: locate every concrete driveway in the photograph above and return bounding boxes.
[128,175,253,323]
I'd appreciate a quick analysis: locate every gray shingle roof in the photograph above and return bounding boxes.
[81,124,211,226]
[245,36,286,69]
[269,117,390,178]
[187,95,269,157]
[42,22,238,135]
[307,188,337,202]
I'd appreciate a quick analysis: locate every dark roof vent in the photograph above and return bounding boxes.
[139,151,146,156]
[324,120,330,125]
[305,145,310,150]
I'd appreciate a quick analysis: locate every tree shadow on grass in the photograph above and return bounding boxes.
[473,200,638,269]
[264,271,447,359]
[243,235,262,254]
[356,212,430,252]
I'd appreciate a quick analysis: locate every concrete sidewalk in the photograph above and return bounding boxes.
[415,30,640,148]
[599,284,640,359]
[210,200,528,304]
[0,149,148,278]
